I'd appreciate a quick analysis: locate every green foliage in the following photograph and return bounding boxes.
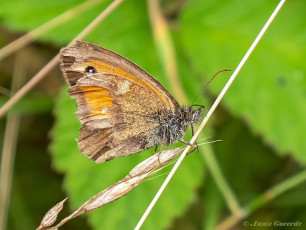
[1,0,306,229]
[179,0,306,162]
[0,95,53,114]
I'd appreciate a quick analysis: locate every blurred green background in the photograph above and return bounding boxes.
[0,0,305,229]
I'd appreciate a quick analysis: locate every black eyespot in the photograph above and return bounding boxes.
[85,66,97,74]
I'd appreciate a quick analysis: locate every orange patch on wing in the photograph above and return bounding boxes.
[84,59,170,106]
[79,86,113,118]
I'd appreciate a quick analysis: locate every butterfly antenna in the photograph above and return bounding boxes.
[192,69,231,105]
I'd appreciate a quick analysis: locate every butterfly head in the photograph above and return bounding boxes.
[180,106,203,125]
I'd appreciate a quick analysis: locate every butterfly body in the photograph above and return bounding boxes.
[154,107,202,146]
[60,41,202,163]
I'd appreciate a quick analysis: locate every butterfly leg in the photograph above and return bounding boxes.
[154,145,164,165]
[154,145,164,153]
[156,145,164,164]
[180,139,193,147]
[154,145,159,153]
[179,139,197,152]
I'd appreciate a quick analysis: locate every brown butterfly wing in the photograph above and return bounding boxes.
[60,41,180,163]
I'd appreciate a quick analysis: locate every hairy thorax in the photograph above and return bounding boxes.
[154,107,202,146]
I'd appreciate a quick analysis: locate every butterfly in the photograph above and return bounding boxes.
[60,41,202,163]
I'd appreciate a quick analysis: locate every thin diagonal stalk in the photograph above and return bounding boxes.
[217,169,306,230]
[0,53,26,230]
[0,0,102,61]
[37,148,183,230]
[148,0,241,215]
[0,0,124,119]
[203,146,242,214]
[135,0,286,229]
[147,0,188,104]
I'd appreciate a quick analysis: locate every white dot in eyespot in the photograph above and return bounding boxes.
[85,66,97,74]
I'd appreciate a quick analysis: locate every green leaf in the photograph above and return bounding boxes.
[179,0,306,163]
[0,95,53,114]
[0,0,84,36]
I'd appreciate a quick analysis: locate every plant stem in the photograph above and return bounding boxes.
[135,0,287,228]
[217,169,306,230]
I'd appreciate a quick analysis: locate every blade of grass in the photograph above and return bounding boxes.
[217,169,306,230]
[147,0,188,104]
[147,0,241,215]
[0,0,124,119]
[0,0,103,61]
[135,0,286,229]
[0,52,26,230]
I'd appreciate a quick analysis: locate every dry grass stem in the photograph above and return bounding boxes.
[0,0,124,118]
[37,148,183,229]
[0,53,26,230]
[135,0,287,228]
[0,0,102,61]
[148,0,241,217]
[37,198,68,230]
[147,0,188,104]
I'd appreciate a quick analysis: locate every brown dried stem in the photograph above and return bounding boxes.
[135,0,287,228]
[37,148,183,230]
[147,0,188,104]
[147,0,241,216]
[0,53,26,230]
[0,0,102,61]
[0,0,124,118]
